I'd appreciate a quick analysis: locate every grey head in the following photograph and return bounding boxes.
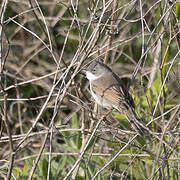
[86,61,113,81]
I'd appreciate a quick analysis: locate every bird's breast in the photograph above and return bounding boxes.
[90,83,111,108]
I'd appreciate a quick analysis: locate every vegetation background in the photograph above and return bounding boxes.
[0,0,180,179]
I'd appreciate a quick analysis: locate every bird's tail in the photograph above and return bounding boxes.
[124,108,149,136]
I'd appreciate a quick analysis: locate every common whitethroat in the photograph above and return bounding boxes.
[86,61,148,136]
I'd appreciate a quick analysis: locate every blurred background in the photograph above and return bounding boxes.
[0,0,180,179]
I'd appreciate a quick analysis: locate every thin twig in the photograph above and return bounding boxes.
[3,93,15,180]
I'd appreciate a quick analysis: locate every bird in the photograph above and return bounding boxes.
[86,60,148,136]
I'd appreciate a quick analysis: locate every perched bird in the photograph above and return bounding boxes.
[86,60,148,136]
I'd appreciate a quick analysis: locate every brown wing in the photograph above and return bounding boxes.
[92,83,126,108]
[111,72,135,109]
[91,69,135,110]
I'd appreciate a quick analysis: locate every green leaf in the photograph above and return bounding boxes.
[162,48,169,78]
[116,154,131,163]
[176,2,180,19]
[112,110,126,121]
[62,112,82,151]
[72,112,79,129]
[136,135,146,146]
[75,132,82,150]
[12,167,22,179]
[91,156,105,166]
[55,155,67,177]
[23,163,30,175]
[149,70,167,98]
[41,158,48,179]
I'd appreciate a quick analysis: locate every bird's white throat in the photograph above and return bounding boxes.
[86,71,110,107]
[86,71,103,81]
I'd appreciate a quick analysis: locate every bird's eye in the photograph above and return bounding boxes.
[92,68,96,72]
